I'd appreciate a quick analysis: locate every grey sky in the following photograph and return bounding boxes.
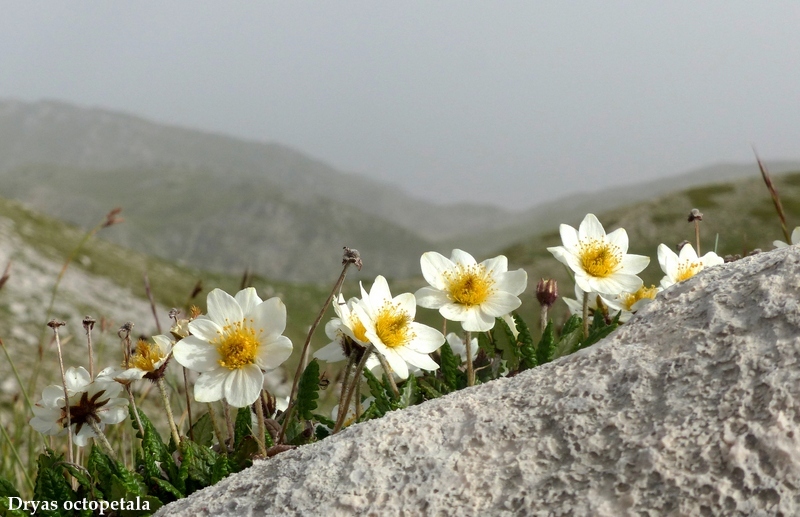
[1,2,799,209]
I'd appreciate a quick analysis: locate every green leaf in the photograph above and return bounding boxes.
[552,327,582,360]
[363,368,392,416]
[513,313,537,370]
[476,331,496,357]
[0,476,32,516]
[131,405,181,498]
[230,435,258,472]
[392,375,418,410]
[561,314,582,336]
[189,412,215,448]
[234,406,253,450]
[178,439,224,496]
[534,320,555,366]
[416,376,448,400]
[439,340,463,391]
[150,477,183,500]
[296,359,321,421]
[34,449,75,515]
[579,311,620,350]
[312,413,336,429]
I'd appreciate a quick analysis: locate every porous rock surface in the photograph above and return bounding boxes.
[158,246,800,517]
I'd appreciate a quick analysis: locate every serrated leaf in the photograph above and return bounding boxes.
[178,439,222,496]
[234,406,253,450]
[476,331,495,357]
[131,406,180,497]
[513,313,537,370]
[416,376,446,400]
[561,314,582,336]
[0,478,28,517]
[189,412,215,448]
[296,359,321,421]
[439,340,463,391]
[392,375,418,410]
[363,368,392,415]
[311,413,336,429]
[150,477,183,500]
[553,327,582,359]
[534,320,555,366]
[32,451,74,516]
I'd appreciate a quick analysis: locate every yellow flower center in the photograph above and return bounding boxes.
[374,303,413,349]
[129,339,165,372]
[350,315,368,343]
[216,321,260,370]
[578,239,621,278]
[676,261,703,282]
[444,264,494,307]
[620,285,659,311]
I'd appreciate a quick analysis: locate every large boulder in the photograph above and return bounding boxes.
[158,247,800,517]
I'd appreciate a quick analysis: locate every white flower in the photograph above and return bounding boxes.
[547,214,649,296]
[115,334,173,382]
[445,332,478,362]
[601,285,661,322]
[773,227,800,249]
[416,249,528,332]
[173,287,293,408]
[313,295,370,363]
[30,367,128,447]
[354,275,444,380]
[657,243,724,289]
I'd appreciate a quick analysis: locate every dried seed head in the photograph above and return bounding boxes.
[82,316,96,332]
[102,207,124,228]
[342,247,363,271]
[118,322,134,337]
[168,308,180,321]
[47,319,66,329]
[535,278,558,308]
[688,209,703,222]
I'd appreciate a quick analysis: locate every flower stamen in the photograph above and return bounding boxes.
[374,303,413,349]
[216,322,259,370]
[578,239,621,278]
[444,264,494,307]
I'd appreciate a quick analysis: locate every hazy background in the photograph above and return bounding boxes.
[1,1,798,209]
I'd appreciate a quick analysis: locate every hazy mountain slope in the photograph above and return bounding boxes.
[448,161,800,256]
[0,99,512,242]
[1,163,437,281]
[501,169,800,326]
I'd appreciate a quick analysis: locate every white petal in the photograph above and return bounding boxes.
[206,288,243,326]
[591,274,643,296]
[251,297,287,341]
[558,224,580,254]
[224,365,263,407]
[408,323,445,353]
[657,244,674,274]
[188,318,223,343]
[420,252,455,290]
[480,255,508,276]
[396,347,439,372]
[461,307,496,332]
[480,291,522,317]
[579,213,605,240]
[313,341,348,362]
[255,335,293,371]
[380,348,409,380]
[173,336,221,372]
[606,228,629,253]
[621,254,650,275]
[235,287,263,317]
[439,302,469,322]
[414,287,450,309]
[193,369,228,403]
[678,243,699,262]
[152,335,174,356]
[368,276,393,306]
[547,245,571,266]
[701,252,725,267]
[64,367,91,392]
[450,249,477,266]
[393,292,417,319]
[495,269,528,296]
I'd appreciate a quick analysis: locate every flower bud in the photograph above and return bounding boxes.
[536,279,558,308]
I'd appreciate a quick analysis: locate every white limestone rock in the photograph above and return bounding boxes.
[158,246,800,517]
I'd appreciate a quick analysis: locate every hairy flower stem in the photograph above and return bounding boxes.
[540,306,549,337]
[253,394,268,457]
[88,419,117,460]
[374,352,400,398]
[755,150,792,243]
[49,321,73,464]
[333,345,374,434]
[582,291,590,340]
[125,386,145,439]
[694,220,701,256]
[206,403,228,454]
[337,354,356,415]
[281,255,357,442]
[82,317,96,379]
[182,367,194,442]
[465,331,475,386]
[157,378,181,446]
[223,402,234,450]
